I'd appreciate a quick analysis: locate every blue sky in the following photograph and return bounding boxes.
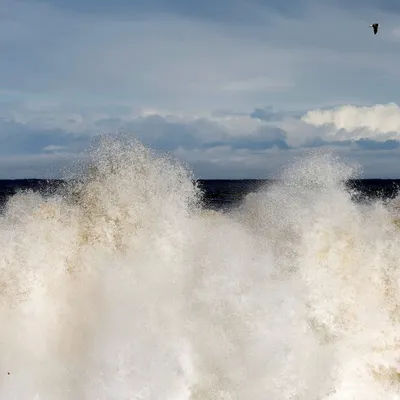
[2,0,400,178]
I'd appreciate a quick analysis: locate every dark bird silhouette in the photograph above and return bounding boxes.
[370,23,379,35]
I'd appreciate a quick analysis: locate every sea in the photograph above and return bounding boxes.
[0,137,400,399]
[2,177,400,213]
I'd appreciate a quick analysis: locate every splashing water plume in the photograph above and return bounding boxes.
[0,138,399,399]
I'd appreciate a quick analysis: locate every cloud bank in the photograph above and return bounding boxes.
[1,101,400,179]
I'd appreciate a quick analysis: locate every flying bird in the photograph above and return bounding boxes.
[370,23,379,34]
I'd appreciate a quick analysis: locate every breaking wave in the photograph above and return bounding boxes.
[0,136,399,399]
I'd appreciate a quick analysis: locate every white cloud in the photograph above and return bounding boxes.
[301,103,400,140]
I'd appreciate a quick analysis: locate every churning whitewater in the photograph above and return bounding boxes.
[0,137,399,399]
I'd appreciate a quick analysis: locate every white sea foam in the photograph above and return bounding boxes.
[0,138,399,399]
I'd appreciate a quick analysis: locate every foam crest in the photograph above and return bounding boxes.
[236,150,400,398]
[0,136,201,399]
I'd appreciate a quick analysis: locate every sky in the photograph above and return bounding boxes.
[3,0,400,179]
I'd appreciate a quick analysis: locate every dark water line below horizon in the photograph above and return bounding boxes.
[0,178,399,211]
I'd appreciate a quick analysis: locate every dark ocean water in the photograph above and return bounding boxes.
[0,179,399,212]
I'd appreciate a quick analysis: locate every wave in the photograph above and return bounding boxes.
[0,137,399,399]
